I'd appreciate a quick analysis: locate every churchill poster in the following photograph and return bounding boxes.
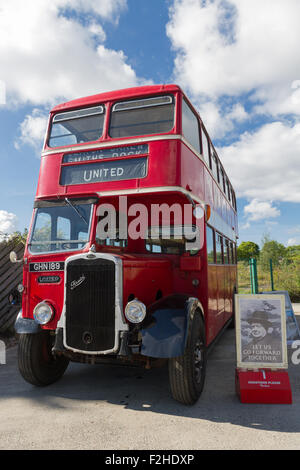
[235,294,288,369]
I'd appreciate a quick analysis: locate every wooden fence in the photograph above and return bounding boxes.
[0,240,24,334]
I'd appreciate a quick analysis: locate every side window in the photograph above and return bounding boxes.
[224,239,230,265]
[226,179,231,203]
[230,241,234,264]
[206,225,215,264]
[146,226,186,255]
[233,243,237,264]
[202,127,210,166]
[216,233,223,264]
[220,167,226,194]
[231,188,236,210]
[211,152,219,182]
[96,211,127,248]
[182,99,200,153]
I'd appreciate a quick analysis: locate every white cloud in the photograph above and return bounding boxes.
[0,0,143,107]
[287,238,300,246]
[218,121,300,203]
[0,210,18,239]
[288,226,300,234]
[287,227,300,245]
[15,109,48,154]
[88,22,106,42]
[0,80,5,105]
[166,0,300,220]
[239,221,250,230]
[167,0,300,105]
[196,100,233,139]
[244,199,280,222]
[58,0,127,21]
[227,104,248,123]
[188,99,249,140]
[253,81,300,117]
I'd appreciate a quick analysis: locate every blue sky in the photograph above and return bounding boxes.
[0,0,300,248]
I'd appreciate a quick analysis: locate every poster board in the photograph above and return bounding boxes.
[262,291,300,345]
[235,294,288,369]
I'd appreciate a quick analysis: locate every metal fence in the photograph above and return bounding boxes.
[0,241,24,333]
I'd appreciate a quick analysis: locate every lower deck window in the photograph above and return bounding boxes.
[146,225,197,255]
[96,211,127,249]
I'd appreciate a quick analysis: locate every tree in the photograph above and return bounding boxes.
[259,239,286,268]
[237,241,260,262]
[7,229,28,245]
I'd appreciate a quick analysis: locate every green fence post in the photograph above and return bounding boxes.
[269,258,274,291]
[249,257,259,294]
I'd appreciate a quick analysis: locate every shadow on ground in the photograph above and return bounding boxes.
[1,325,300,435]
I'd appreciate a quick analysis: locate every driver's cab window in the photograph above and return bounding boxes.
[57,216,71,240]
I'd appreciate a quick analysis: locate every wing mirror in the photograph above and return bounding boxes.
[9,251,23,263]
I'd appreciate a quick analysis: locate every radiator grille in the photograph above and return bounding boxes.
[65,257,115,352]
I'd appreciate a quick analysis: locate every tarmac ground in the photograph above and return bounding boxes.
[0,305,299,450]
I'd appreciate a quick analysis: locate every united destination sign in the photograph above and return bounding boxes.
[60,157,148,186]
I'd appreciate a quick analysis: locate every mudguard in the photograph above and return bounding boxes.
[14,311,40,334]
[141,295,203,358]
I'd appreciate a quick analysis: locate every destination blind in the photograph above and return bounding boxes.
[60,157,148,186]
[62,144,148,163]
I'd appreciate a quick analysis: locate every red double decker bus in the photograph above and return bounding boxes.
[13,84,238,404]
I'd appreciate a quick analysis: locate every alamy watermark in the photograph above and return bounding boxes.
[0,340,5,365]
[291,340,300,365]
[95,196,205,252]
[0,80,6,105]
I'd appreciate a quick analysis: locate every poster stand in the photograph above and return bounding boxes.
[235,294,292,404]
[235,368,292,404]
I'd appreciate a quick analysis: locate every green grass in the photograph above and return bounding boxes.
[237,261,300,302]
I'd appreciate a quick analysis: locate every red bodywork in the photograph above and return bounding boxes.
[21,84,238,347]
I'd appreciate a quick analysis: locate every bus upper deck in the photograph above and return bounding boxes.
[37,84,237,240]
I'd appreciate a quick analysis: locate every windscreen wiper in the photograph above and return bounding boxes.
[65,197,88,225]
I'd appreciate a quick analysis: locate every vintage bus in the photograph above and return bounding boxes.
[12,84,238,405]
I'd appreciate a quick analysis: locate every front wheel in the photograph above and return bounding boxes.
[168,311,207,405]
[18,331,69,386]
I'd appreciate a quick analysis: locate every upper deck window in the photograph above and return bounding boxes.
[211,152,219,182]
[48,105,105,148]
[109,95,175,138]
[182,99,200,153]
[202,128,210,166]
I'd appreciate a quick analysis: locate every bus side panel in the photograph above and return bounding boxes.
[178,142,205,201]
[204,167,214,209]
[206,264,221,342]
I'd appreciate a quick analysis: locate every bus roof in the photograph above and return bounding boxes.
[51,84,182,113]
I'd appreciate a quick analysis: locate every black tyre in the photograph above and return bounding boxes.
[168,311,207,405]
[18,331,69,386]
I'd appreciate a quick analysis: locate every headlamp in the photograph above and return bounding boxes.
[33,301,54,325]
[125,299,146,324]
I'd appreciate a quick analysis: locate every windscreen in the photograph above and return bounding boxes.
[29,201,93,253]
[48,106,105,147]
[109,95,175,138]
